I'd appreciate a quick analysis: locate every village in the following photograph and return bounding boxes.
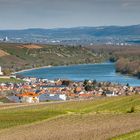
[0,72,140,103]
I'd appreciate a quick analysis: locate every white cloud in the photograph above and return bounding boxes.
[122,0,140,8]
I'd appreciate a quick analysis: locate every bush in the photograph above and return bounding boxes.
[3,69,12,76]
[127,106,135,113]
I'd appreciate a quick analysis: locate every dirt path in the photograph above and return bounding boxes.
[0,113,140,140]
[0,100,71,110]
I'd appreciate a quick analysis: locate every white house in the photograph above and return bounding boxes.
[20,96,39,103]
[106,91,118,97]
[16,92,39,103]
[39,94,67,101]
[0,66,3,75]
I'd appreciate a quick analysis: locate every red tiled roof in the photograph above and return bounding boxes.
[16,92,39,97]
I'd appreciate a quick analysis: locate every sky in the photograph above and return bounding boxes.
[0,0,140,29]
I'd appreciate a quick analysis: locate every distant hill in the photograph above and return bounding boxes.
[0,25,140,45]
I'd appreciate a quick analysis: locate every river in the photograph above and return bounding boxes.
[19,63,140,86]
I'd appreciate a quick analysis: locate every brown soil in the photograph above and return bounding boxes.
[0,50,9,57]
[0,113,140,140]
[18,44,42,49]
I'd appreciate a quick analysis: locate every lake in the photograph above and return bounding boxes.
[19,63,140,86]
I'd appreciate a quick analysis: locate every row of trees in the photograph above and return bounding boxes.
[116,58,140,78]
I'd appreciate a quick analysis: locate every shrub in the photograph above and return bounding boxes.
[127,106,135,113]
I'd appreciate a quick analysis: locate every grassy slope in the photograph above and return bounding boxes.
[0,78,23,83]
[0,95,140,140]
[112,131,140,140]
[0,43,106,72]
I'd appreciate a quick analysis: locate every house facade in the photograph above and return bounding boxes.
[16,92,39,103]
[0,66,3,75]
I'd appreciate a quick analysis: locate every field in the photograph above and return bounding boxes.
[0,78,23,83]
[0,95,140,140]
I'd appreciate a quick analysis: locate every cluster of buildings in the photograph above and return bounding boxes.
[0,37,8,42]
[0,76,140,103]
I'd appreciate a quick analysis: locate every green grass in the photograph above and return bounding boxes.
[112,131,140,140]
[0,95,140,130]
[0,97,13,103]
[0,78,23,83]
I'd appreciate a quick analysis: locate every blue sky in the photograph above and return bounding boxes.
[0,0,140,29]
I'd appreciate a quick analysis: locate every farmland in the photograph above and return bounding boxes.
[0,95,140,139]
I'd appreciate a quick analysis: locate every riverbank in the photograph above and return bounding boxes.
[13,65,52,74]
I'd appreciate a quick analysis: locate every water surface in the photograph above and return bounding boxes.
[19,63,140,86]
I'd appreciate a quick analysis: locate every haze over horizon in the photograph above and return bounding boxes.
[0,0,140,29]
